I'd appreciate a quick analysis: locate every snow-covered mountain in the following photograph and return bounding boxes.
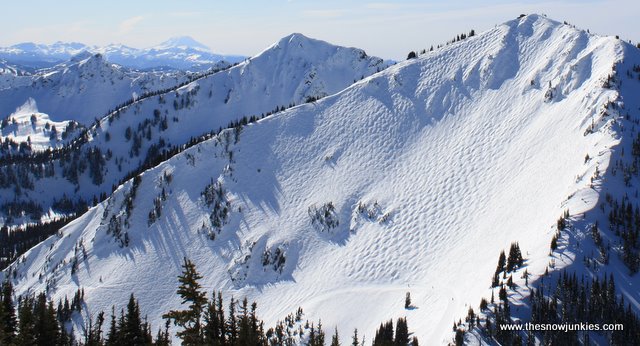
[0,33,389,226]
[0,41,87,69]
[0,36,245,71]
[0,53,203,127]
[4,14,640,344]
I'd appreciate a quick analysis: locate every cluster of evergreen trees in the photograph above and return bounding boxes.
[407,29,476,60]
[528,272,640,344]
[372,318,417,346]
[456,240,640,346]
[474,271,640,345]
[0,216,75,271]
[491,242,523,287]
[0,259,419,345]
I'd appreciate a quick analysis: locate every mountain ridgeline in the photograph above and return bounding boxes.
[0,36,246,70]
[0,34,389,267]
[2,14,640,345]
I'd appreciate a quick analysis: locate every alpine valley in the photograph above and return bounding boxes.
[2,14,640,345]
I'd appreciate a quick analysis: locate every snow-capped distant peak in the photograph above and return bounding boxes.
[152,36,211,52]
[0,37,244,70]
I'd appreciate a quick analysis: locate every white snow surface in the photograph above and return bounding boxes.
[3,15,639,344]
[0,33,389,225]
[0,53,199,125]
[0,98,78,150]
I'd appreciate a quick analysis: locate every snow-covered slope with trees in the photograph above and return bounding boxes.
[3,14,640,345]
[0,53,201,125]
[0,34,388,231]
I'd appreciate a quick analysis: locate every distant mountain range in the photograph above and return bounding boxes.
[0,36,246,70]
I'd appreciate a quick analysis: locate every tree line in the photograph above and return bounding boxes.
[0,258,420,345]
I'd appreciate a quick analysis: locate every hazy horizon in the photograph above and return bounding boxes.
[2,0,639,62]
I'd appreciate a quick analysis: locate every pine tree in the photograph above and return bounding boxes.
[34,293,61,346]
[1,280,17,344]
[316,320,326,346]
[493,250,506,286]
[106,307,119,346]
[394,317,409,345]
[373,319,394,346]
[237,297,251,345]
[331,327,341,346]
[209,291,225,344]
[506,242,523,272]
[203,294,222,345]
[226,297,237,345]
[16,296,36,345]
[351,328,359,346]
[123,294,145,345]
[84,311,104,346]
[163,258,207,345]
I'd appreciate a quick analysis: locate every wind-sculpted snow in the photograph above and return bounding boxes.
[0,34,389,227]
[3,15,637,345]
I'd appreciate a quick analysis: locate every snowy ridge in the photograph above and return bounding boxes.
[3,15,638,345]
[0,98,80,150]
[0,53,198,125]
[0,34,389,227]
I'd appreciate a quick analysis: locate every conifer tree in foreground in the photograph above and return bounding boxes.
[163,257,208,345]
[331,327,341,346]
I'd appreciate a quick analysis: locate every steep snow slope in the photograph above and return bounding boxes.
[0,34,388,226]
[0,53,198,125]
[3,15,636,344]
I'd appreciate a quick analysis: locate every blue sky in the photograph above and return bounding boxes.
[2,0,638,60]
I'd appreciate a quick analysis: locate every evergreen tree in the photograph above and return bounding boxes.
[1,280,17,344]
[83,311,104,346]
[315,320,326,346]
[237,298,251,345]
[123,294,146,345]
[226,297,237,345]
[506,242,523,272]
[493,250,506,286]
[16,296,36,345]
[34,293,60,346]
[106,307,119,346]
[163,258,207,345]
[351,328,359,346]
[394,317,409,345]
[331,327,341,346]
[203,294,222,345]
[373,319,394,346]
[155,320,171,346]
[216,292,226,344]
